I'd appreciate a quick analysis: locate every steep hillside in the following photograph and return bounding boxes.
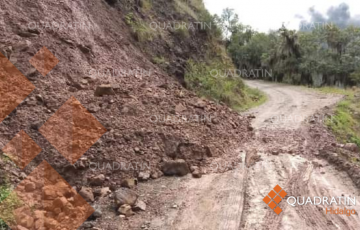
[0,0,254,229]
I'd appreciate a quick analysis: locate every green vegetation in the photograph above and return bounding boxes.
[152,56,167,65]
[174,25,190,38]
[314,87,360,147]
[124,13,154,42]
[216,7,360,87]
[174,0,199,20]
[140,0,152,12]
[0,179,21,229]
[122,0,266,111]
[185,60,266,111]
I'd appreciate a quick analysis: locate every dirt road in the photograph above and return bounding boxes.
[132,81,360,230]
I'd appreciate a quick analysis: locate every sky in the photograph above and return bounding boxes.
[203,0,360,32]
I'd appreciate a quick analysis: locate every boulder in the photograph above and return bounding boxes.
[344,143,359,152]
[138,171,150,181]
[94,84,115,96]
[118,204,134,217]
[24,181,36,192]
[133,199,146,211]
[114,188,138,207]
[90,174,105,186]
[120,178,138,189]
[79,187,94,202]
[160,159,190,176]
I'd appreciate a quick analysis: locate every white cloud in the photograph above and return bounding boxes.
[203,0,360,32]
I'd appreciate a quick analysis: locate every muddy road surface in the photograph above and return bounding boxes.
[130,80,359,230]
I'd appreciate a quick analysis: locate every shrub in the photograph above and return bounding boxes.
[174,25,190,38]
[125,13,154,42]
[0,184,22,229]
[152,56,167,65]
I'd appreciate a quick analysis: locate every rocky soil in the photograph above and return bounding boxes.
[0,0,253,230]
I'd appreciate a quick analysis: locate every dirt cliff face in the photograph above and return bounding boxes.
[0,0,253,188]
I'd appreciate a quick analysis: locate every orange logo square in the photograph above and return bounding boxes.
[263,185,286,215]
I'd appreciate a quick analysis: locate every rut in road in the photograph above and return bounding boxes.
[141,80,360,230]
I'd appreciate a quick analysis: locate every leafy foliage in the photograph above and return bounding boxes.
[221,8,360,87]
[124,13,154,42]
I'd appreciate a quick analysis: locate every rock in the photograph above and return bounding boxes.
[133,199,146,211]
[271,150,279,155]
[93,209,102,219]
[134,147,141,153]
[190,166,199,172]
[33,210,45,220]
[78,44,92,54]
[344,143,359,152]
[17,214,34,229]
[177,143,210,161]
[90,174,105,186]
[35,94,44,103]
[79,187,94,202]
[194,99,206,108]
[16,226,29,230]
[20,172,27,179]
[94,84,115,96]
[160,159,190,176]
[53,197,68,209]
[43,187,57,200]
[212,118,219,124]
[150,170,163,179]
[121,178,138,189]
[82,222,94,228]
[138,171,150,181]
[192,168,202,178]
[24,181,36,192]
[18,31,38,37]
[175,103,187,113]
[114,188,138,207]
[98,187,111,197]
[44,218,58,229]
[118,204,134,217]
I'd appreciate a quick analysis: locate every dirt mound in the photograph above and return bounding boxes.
[0,0,252,189]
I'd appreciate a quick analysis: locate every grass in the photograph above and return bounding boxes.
[140,0,152,12]
[188,0,206,11]
[174,0,198,20]
[240,86,267,111]
[184,59,266,111]
[174,25,190,38]
[0,182,21,229]
[315,86,355,97]
[152,56,167,65]
[314,86,360,148]
[125,13,154,42]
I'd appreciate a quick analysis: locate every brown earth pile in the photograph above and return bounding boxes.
[0,0,253,190]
